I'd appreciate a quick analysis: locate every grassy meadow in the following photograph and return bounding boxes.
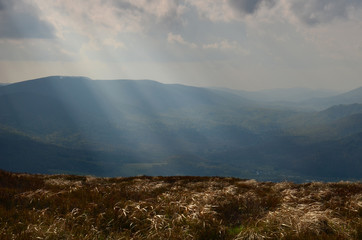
[0,170,361,239]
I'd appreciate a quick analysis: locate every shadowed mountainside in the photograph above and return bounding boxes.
[0,76,362,181]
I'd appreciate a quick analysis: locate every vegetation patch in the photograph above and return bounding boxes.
[0,170,361,239]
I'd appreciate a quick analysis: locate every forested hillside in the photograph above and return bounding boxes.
[0,76,362,182]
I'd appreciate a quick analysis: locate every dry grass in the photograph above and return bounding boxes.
[0,170,361,239]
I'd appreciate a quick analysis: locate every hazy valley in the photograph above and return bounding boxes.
[0,76,362,182]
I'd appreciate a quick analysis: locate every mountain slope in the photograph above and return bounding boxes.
[0,76,362,181]
[0,127,101,175]
[219,87,339,103]
[301,87,362,110]
[0,76,270,150]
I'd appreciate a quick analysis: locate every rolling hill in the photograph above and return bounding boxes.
[217,87,339,103]
[300,87,362,110]
[0,76,362,182]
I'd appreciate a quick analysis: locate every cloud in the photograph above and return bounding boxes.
[122,0,186,20]
[167,32,197,48]
[0,0,54,39]
[103,38,125,49]
[228,0,276,15]
[202,39,248,55]
[186,0,278,22]
[42,0,186,34]
[290,0,362,26]
[187,0,362,27]
[184,0,232,22]
[1,0,362,88]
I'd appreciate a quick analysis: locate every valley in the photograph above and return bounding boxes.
[0,76,362,182]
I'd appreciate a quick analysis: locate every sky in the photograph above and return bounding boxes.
[0,0,362,91]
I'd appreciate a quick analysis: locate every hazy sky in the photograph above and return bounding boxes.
[0,0,362,90]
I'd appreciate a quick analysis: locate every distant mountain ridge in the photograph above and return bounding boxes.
[299,87,362,110]
[216,85,362,111]
[0,76,361,182]
[216,87,340,103]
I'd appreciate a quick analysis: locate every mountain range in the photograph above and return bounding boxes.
[0,76,362,182]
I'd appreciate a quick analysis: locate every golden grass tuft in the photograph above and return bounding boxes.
[0,169,361,239]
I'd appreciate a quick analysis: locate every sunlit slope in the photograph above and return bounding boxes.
[0,76,362,181]
[0,76,264,150]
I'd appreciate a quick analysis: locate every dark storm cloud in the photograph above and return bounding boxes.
[291,0,362,26]
[0,0,54,39]
[228,0,276,15]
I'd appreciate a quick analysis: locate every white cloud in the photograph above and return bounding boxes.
[103,38,125,50]
[203,40,249,55]
[167,32,197,48]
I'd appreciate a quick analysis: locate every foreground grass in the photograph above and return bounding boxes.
[0,170,361,239]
